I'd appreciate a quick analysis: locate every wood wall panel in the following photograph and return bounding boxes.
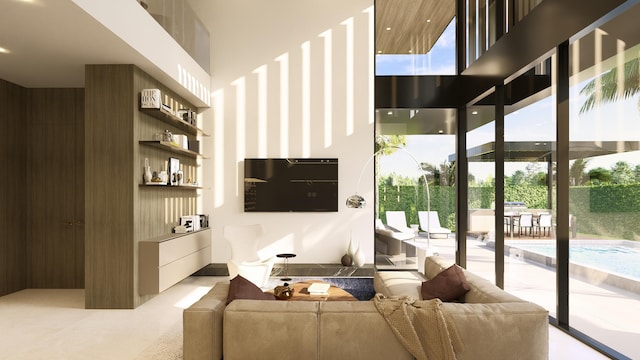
[85,65,136,309]
[26,88,84,289]
[0,79,27,296]
[85,64,202,308]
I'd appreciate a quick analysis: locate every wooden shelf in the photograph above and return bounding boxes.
[139,140,208,159]
[139,183,205,189]
[139,107,209,136]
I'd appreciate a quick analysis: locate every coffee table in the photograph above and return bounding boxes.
[270,280,357,301]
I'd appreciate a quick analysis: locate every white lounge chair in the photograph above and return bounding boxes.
[384,211,416,236]
[375,212,416,256]
[418,211,452,239]
[225,224,276,289]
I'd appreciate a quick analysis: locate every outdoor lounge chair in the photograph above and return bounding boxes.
[418,211,452,239]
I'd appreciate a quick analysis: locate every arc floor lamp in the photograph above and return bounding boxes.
[346,136,433,252]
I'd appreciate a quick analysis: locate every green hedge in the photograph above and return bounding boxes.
[589,184,640,212]
[378,184,640,240]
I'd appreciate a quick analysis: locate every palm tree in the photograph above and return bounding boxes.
[580,58,640,113]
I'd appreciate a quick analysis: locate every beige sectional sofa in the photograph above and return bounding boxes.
[183,256,549,360]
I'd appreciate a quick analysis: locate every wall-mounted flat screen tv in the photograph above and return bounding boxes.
[244,158,338,212]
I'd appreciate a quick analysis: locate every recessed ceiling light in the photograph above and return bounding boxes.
[0,47,10,54]
[438,130,444,134]
[408,49,413,53]
[472,111,478,115]
[377,50,382,54]
[386,27,391,31]
[427,19,431,23]
[387,111,393,115]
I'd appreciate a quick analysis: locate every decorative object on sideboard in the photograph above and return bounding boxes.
[353,245,366,267]
[180,215,201,232]
[341,253,352,266]
[176,170,184,186]
[172,134,189,149]
[140,88,161,109]
[273,283,294,300]
[168,157,180,186]
[143,158,152,184]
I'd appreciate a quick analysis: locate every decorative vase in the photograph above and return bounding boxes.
[348,236,357,260]
[143,158,152,184]
[341,253,352,266]
[353,246,365,267]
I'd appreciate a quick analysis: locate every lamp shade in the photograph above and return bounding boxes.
[346,194,366,208]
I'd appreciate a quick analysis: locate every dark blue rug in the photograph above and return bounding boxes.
[273,277,375,301]
[318,277,375,301]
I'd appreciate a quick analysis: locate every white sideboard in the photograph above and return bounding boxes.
[139,228,211,295]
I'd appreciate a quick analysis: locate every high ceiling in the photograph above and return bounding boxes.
[0,0,155,88]
[375,0,455,55]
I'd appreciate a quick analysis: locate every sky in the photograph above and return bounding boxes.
[375,20,640,182]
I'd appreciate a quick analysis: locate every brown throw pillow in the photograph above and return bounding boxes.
[421,264,470,302]
[226,275,276,305]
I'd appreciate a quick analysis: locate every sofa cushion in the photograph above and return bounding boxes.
[226,275,276,304]
[374,271,426,299]
[421,264,470,302]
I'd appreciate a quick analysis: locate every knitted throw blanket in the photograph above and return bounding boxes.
[373,294,464,360]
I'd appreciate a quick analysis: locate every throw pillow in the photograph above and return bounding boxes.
[421,264,470,302]
[226,275,276,305]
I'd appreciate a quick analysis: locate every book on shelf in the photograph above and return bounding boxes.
[307,282,330,295]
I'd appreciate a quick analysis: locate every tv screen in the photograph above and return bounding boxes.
[244,158,338,212]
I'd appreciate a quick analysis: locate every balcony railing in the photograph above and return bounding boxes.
[138,0,210,73]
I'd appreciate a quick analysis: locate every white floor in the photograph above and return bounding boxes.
[0,275,611,360]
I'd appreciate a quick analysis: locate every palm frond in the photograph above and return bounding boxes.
[580,58,640,113]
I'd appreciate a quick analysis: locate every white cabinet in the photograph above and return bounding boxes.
[139,228,211,294]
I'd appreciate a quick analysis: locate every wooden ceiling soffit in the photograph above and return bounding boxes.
[376,0,455,55]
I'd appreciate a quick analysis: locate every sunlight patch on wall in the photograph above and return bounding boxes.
[213,89,225,208]
[320,29,333,148]
[302,41,311,157]
[253,65,268,158]
[178,64,211,105]
[275,53,290,157]
[342,17,355,136]
[365,6,375,125]
[232,77,247,196]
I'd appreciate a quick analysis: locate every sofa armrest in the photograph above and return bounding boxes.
[183,282,229,360]
[443,302,549,360]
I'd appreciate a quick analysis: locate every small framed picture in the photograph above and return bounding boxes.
[168,157,180,186]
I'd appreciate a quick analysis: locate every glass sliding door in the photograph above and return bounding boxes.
[375,110,457,269]
[501,59,558,318]
[567,4,640,357]
[465,103,496,281]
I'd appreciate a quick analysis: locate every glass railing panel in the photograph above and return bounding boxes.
[139,0,210,73]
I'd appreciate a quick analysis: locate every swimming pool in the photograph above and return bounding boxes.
[508,241,640,280]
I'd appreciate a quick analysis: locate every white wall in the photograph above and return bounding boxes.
[201,0,375,264]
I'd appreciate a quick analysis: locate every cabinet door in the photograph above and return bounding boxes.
[27,89,84,288]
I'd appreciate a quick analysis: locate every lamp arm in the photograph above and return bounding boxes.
[352,149,384,195]
[393,146,431,243]
[350,144,432,246]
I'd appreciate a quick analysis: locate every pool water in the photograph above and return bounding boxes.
[511,243,640,280]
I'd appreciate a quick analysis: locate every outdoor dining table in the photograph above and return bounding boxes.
[504,211,541,237]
